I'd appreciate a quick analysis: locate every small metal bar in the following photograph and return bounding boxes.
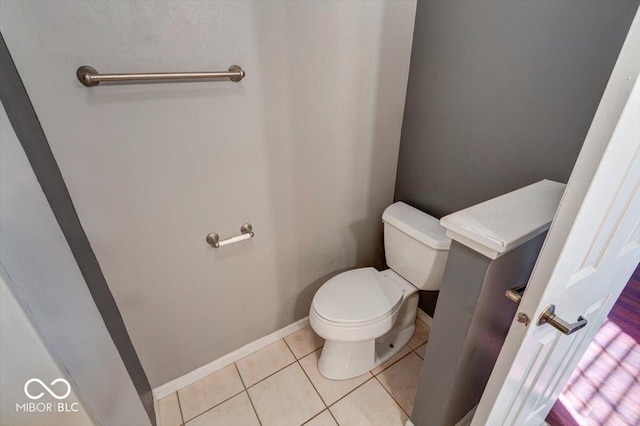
[505,284,527,305]
[77,65,245,87]
[206,223,254,248]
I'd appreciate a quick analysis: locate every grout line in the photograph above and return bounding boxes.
[299,361,326,404]
[286,330,335,424]
[296,347,383,426]
[174,330,329,425]
[244,358,298,390]
[281,336,297,358]
[283,339,330,423]
[301,409,329,426]
[285,327,325,361]
[327,406,340,425]
[327,347,420,424]
[234,363,262,426]
[234,362,248,390]
[297,359,327,408]
[407,338,428,351]
[285,339,350,426]
[326,376,374,410]
[181,389,246,424]
[372,348,415,377]
[245,392,263,426]
[323,341,418,412]
[175,364,249,424]
[293,342,325,361]
[373,374,411,419]
[280,337,297,358]
[175,391,185,425]
[413,338,429,359]
[416,317,429,327]
[240,339,299,390]
[178,336,420,426]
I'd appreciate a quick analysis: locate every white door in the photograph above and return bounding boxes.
[472,11,640,426]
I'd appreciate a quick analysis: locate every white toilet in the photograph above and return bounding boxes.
[309,202,451,380]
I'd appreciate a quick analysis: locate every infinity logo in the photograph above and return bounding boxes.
[24,378,71,400]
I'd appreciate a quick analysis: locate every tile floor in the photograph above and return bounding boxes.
[158,318,431,426]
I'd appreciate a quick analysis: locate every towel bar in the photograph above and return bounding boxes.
[77,65,245,86]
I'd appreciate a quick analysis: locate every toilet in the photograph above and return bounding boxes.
[309,202,451,380]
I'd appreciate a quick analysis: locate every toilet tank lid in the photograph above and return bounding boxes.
[383,202,451,250]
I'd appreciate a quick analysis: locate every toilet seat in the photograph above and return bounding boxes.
[311,267,405,326]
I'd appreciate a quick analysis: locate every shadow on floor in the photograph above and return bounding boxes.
[546,263,640,426]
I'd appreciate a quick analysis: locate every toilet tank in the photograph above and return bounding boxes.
[382,202,451,290]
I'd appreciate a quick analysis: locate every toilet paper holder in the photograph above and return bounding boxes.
[206,223,254,248]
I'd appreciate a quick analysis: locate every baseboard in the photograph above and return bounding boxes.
[153,316,310,400]
[154,309,432,400]
[416,308,433,327]
[153,392,160,426]
[454,404,477,426]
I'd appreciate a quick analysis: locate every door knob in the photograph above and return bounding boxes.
[537,305,588,335]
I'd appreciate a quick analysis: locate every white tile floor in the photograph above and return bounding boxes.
[159,319,430,426]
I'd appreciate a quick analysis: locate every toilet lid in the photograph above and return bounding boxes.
[312,268,404,324]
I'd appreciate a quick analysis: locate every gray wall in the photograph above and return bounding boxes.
[0,102,151,426]
[412,234,546,426]
[0,271,95,426]
[395,0,638,316]
[0,33,153,424]
[0,1,416,388]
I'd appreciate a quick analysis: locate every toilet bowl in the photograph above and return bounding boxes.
[309,202,451,380]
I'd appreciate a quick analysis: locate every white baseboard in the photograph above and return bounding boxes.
[154,308,433,401]
[416,308,433,327]
[153,316,310,400]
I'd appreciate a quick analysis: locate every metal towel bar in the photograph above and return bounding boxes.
[76,65,245,86]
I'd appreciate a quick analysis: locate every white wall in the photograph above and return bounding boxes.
[0,103,151,425]
[0,0,416,387]
[0,272,94,426]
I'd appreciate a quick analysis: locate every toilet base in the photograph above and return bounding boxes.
[317,322,416,380]
[316,292,419,380]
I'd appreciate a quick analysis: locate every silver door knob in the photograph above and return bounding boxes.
[537,305,588,335]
